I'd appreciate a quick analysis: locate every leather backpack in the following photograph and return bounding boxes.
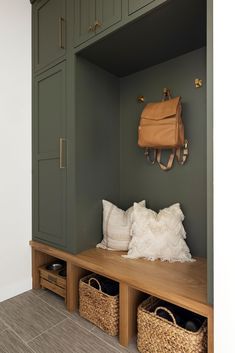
[138,93,188,170]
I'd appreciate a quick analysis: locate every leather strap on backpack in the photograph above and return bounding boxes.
[156,149,176,171]
[144,148,156,165]
[176,140,189,165]
[145,140,188,170]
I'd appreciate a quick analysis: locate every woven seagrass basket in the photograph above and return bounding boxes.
[137,296,207,353]
[79,273,119,336]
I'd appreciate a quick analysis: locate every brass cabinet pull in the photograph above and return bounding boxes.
[59,138,66,169]
[59,16,65,49]
[94,20,102,30]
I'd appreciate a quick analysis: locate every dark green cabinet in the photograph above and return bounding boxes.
[33,62,67,248]
[74,0,96,46]
[33,0,66,71]
[95,0,122,34]
[74,0,121,46]
[128,0,155,14]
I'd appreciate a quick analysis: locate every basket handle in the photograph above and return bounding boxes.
[88,277,102,291]
[154,306,177,326]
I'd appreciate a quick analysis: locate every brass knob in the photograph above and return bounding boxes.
[195,78,203,88]
[94,20,102,29]
[137,95,145,103]
[88,25,94,32]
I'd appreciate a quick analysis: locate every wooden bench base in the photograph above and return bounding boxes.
[30,241,213,352]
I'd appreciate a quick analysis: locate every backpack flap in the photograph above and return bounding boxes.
[141,96,180,121]
[138,96,183,149]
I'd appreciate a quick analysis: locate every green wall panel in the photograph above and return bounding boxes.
[75,56,120,252]
[120,47,207,257]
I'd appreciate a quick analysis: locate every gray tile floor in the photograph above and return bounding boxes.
[0,289,138,353]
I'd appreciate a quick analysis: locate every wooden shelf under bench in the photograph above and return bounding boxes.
[30,240,213,352]
[39,264,66,299]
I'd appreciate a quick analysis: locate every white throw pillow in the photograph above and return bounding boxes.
[123,202,194,262]
[96,200,146,251]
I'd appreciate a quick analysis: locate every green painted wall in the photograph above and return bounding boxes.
[75,56,120,251]
[74,47,207,258]
[120,47,207,257]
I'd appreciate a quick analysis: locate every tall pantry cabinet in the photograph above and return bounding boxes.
[31,0,119,254]
[32,0,67,249]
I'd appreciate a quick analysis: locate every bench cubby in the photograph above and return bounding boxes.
[31,240,213,352]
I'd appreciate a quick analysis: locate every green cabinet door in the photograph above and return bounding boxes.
[95,0,122,34]
[74,0,96,46]
[33,62,67,248]
[128,0,155,14]
[33,0,66,71]
[74,0,121,47]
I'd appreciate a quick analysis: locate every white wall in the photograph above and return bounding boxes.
[214,1,235,352]
[0,0,31,301]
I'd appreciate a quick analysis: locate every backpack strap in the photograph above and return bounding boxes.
[156,149,175,171]
[144,148,156,165]
[176,139,189,165]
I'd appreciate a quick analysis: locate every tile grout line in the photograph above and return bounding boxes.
[90,328,138,353]
[35,291,95,332]
[34,291,135,353]
[31,289,48,298]
[64,317,127,353]
[0,328,7,335]
[27,311,122,353]
[0,320,36,353]
[32,292,68,320]
[0,292,68,350]
[66,316,98,333]
[90,330,128,353]
[1,291,134,353]
[26,317,68,344]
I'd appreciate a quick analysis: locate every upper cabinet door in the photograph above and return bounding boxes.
[128,0,155,14]
[95,0,122,34]
[34,0,66,71]
[74,0,96,46]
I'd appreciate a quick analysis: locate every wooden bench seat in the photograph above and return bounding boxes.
[76,248,208,315]
[30,241,213,352]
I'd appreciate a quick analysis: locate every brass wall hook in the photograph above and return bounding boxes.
[137,95,145,103]
[163,87,170,96]
[162,88,171,100]
[195,78,203,88]
[137,88,172,103]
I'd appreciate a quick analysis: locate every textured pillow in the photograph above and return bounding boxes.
[123,202,194,262]
[96,200,146,251]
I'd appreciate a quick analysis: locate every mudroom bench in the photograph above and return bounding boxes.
[30,240,213,353]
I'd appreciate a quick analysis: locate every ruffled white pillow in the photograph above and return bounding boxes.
[97,200,146,251]
[123,202,194,262]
